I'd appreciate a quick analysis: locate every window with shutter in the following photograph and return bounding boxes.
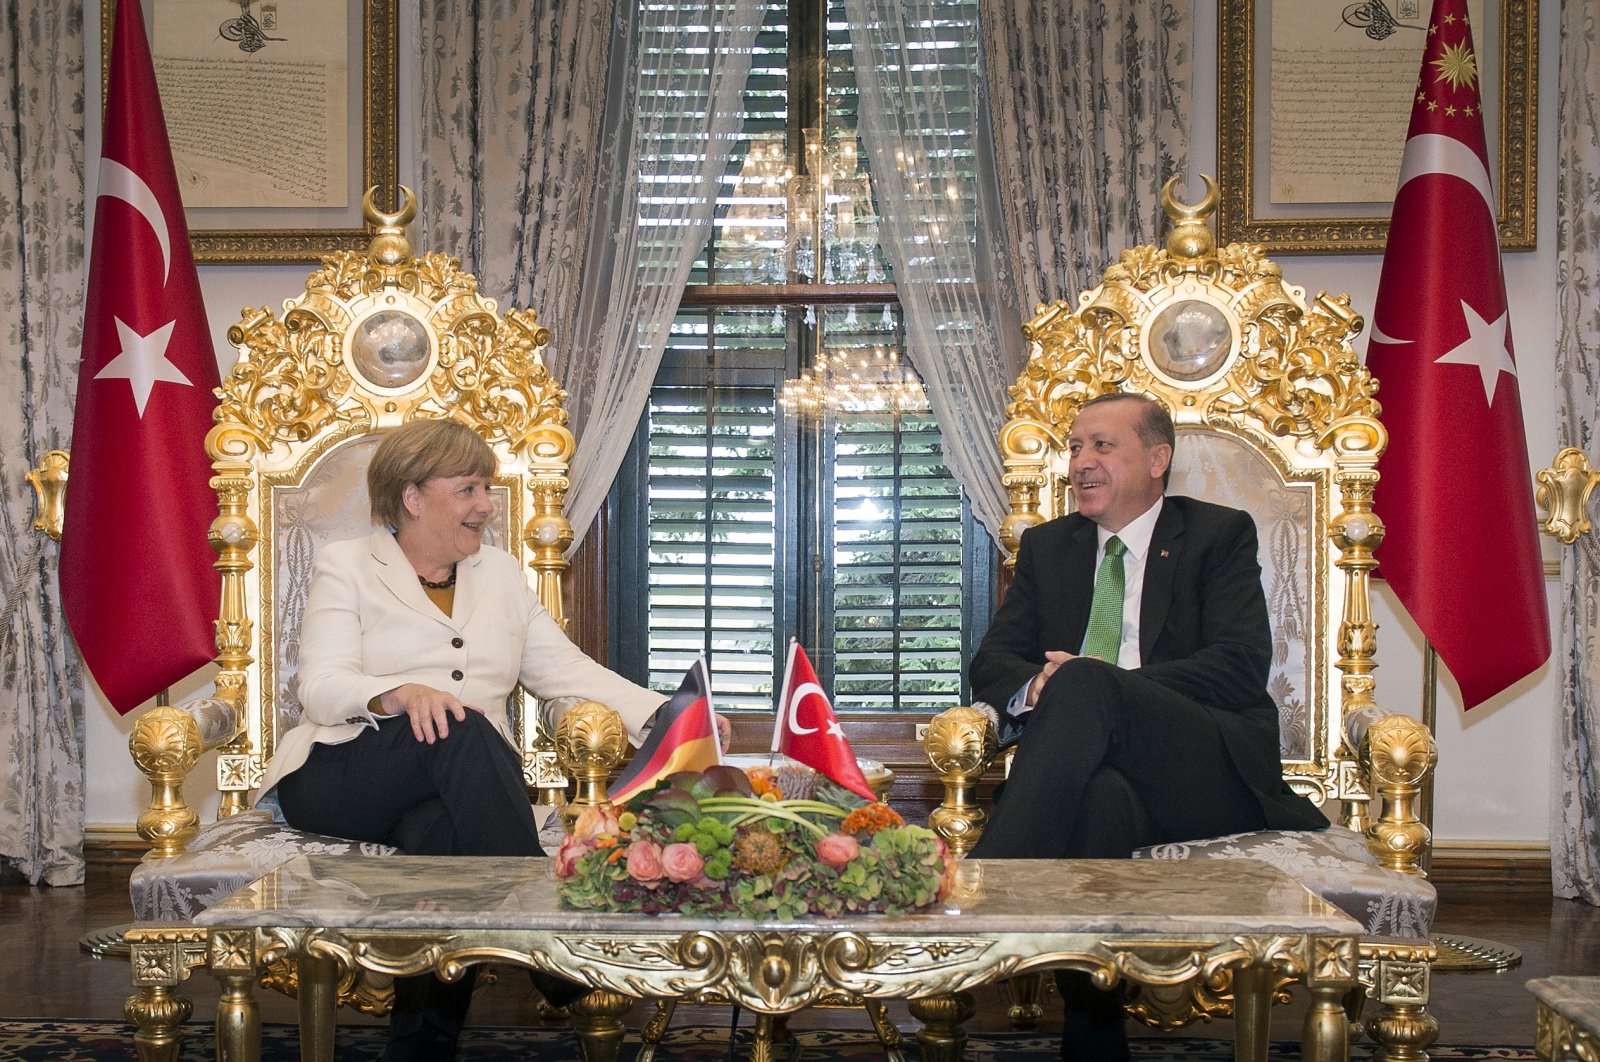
[609,0,992,712]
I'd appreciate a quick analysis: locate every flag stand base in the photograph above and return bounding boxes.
[1431,932,1522,972]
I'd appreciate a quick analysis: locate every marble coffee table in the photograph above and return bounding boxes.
[1530,977,1600,1062]
[193,854,1360,1062]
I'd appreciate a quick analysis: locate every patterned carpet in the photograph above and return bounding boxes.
[0,1020,1540,1061]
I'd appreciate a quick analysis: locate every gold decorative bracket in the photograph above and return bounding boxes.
[1537,447,1600,545]
[26,449,69,540]
[555,701,627,833]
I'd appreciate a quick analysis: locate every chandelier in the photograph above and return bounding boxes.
[780,346,927,418]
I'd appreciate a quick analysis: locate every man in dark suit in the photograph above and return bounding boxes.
[968,392,1324,1062]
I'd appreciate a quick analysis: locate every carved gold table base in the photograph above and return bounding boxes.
[1531,977,1600,1062]
[185,855,1362,1062]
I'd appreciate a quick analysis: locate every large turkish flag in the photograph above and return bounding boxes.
[1367,0,1550,708]
[60,0,221,713]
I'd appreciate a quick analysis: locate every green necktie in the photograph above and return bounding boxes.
[1080,536,1128,664]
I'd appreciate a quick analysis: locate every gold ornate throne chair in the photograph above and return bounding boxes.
[923,179,1440,1056]
[121,190,583,1056]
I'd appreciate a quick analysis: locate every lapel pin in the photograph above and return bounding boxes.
[1160,550,1170,558]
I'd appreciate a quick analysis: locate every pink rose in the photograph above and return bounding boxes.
[573,803,620,842]
[626,840,664,884]
[661,842,705,884]
[554,836,591,880]
[935,838,958,900]
[816,832,859,870]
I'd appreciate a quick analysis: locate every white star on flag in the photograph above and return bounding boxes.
[1433,300,1516,406]
[94,317,194,417]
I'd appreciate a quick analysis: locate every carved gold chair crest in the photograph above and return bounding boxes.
[119,189,580,1059]
[924,178,1440,1056]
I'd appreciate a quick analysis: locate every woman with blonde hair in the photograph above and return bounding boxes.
[256,417,663,1061]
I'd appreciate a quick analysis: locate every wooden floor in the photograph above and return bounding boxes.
[0,863,1593,1048]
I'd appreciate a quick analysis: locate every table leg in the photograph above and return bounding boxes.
[570,987,634,1062]
[637,999,676,1062]
[1304,982,1352,1062]
[864,998,906,1062]
[752,1012,780,1062]
[296,952,338,1062]
[909,991,976,1062]
[214,969,260,1062]
[1232,964,1270,1062]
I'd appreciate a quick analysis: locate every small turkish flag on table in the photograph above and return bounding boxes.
[1366,0,1550,709]
[772,641,877,801]
[60,0,222,714]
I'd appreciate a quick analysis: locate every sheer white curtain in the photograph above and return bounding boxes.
[1552,0,1600,904]
[979,0,1192,307]
[417,0,617,335]
[561,0,763,540]
[419,0,762,546]
[0,0,87,885]
[842,0,1025,542]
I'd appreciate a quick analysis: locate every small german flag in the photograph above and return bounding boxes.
[609,655,721,805]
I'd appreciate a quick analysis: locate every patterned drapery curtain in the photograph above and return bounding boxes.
[979,0,1192,309]
[842,0,1025,540]
[417,0,615,349]
[418,0,762,545]
[1552,0,1600,905]
[0,0,88,886]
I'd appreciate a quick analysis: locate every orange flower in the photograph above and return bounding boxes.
[606,847,627,864]
[841,802,904,836]
[746,766,781,799]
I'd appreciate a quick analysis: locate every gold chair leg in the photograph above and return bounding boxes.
[215,969,261,1062]
[1304,983,1352,1062]
[1367,1000,1439,1062]
[909,991,977,1062]
[570,987,634,1062]
[124,985,191,1062]
[1002,973,1045,1028]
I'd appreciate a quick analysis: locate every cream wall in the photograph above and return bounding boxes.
[84,2,1564,853]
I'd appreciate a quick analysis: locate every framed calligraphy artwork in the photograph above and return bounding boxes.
[101,0,399,263]
[1217,0,1537,254]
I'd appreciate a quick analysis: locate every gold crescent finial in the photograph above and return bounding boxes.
[364,185,416,266]
[363,185,417,231]
[1161,174,1218,259]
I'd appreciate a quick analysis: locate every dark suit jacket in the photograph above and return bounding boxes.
[971,496,1325,831]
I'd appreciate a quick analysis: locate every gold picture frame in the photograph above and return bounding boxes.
[1217,0,1537,254]
[101,0,398,263]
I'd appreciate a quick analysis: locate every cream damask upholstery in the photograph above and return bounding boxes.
[121,190,582,1058]
[922,178,1440,1055]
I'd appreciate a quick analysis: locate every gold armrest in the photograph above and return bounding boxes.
[1357,712,1437,876]
[554,700,628,833]
[129,697,240,859]
[924,706,999,858]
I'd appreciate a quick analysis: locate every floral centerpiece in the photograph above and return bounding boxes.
[555,764,955,918]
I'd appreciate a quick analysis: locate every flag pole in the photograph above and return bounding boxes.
[1422,639,1521,971]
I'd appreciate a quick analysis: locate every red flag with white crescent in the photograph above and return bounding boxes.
[772,641,876,801]
[60,0,222,713]
[1366,0,1550,709]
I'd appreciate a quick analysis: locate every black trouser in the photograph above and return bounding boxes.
[970,659,1269,1062]
[278,711,579,1061]
[277,710,543,856]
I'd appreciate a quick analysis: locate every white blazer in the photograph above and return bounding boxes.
[256,530,664,804]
